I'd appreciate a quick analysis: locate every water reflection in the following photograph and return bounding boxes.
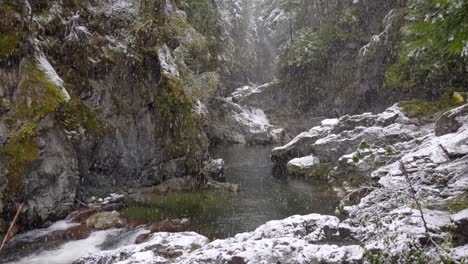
[127,144,339,239]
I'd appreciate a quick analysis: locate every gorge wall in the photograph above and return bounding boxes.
[0,0,221,227]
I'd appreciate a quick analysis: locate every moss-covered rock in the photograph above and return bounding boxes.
[3,122,39,198]
[15,60,67,120]
[156,75,206,168]
[400,96,460,118]
[0,1,26,62]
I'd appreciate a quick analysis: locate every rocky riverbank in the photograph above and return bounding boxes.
[38,103,464,264]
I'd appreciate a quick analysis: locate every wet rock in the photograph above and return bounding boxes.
[287,156,332,180]
[435,104,468,136]
[45,224,92,242]
[135,220,193,244]
[148,177,198,194]
[86,211,126,230]
[201,181,240,192]
[67,208,100,223]
[452,209,468,244]
[201,158,225,181]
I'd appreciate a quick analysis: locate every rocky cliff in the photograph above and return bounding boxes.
[0,0,221,227]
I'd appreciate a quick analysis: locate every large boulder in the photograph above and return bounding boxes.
[271,126,330,166]
[435,104,468,136]
[452,209,468,245]
[287,155,332,180]
[86,211,126,230]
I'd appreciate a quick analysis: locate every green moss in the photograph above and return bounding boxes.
[56,99,108,136]
[3,123,39,198]
[15,61,67,120]
[352,153,362,163]
[2,116,15,127]
[386,147,394,157]
[448,196,468,213]
[0,1,25,61]
[400,96,460,118]
[156,76,205,165]
[0,30,24,60]
[359,141,369,150]
[374,161,383,168]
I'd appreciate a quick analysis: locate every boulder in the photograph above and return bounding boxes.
[271,126,329,166]
[331,112,377,134]
[435,104,468,136]
[201,158,225,181]
[86,211,126,230]
[287,156,332,180]
[452,209,468,244]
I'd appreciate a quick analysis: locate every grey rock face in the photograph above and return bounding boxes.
[24,128,80,224]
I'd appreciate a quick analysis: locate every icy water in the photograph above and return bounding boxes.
[0,144,338,263]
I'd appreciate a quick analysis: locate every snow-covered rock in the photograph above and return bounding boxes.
[77,214,362,264]
[287,155,332,179]
[435,103,468,136]
[272,103,468,261]
[76,232,210,264]
[452,209,468,243]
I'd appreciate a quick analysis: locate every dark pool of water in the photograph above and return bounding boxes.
[124,144,339,239]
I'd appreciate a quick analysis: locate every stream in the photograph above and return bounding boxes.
[0,144,338,264]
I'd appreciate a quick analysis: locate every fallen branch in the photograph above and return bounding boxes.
[400,161,429,234]
[0,202,25,251]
